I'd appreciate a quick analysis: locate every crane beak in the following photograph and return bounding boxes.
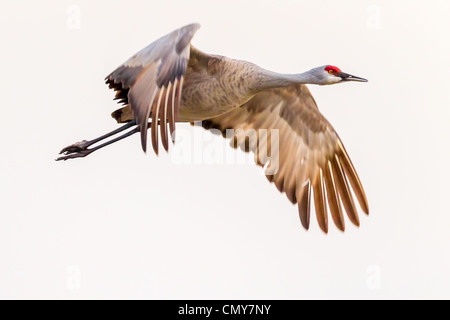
[337,72,368,82]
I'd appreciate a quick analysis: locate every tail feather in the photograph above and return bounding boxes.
[111,105,134,123]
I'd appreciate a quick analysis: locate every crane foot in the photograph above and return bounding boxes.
[56,140,94,161]
[59,140,90,155]
[56,121,142,161]
[56,149,94,161]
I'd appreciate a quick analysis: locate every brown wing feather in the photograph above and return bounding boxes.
[297,182,311,230]
[195,85,368,233]
[324,160,345,231]
[313,169,329,233]
[105,23,200,153]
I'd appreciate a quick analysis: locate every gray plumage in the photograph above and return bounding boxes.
[59,23,369,233]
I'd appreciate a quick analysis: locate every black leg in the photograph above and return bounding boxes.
[56,120,151,161]
[56,119,165,161]
[58,120,137,156]
[56,126,141,161]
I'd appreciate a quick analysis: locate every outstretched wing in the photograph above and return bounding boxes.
[197,85,369,233]
[105,23,201,154]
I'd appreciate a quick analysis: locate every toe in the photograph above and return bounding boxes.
[59,140,89,155]
[56,148,93,161]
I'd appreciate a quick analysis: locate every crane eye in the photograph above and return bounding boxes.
[328,70,334,75]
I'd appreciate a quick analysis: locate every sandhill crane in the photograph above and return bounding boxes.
[57,23,369,233]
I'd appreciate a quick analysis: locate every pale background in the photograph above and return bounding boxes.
[1,0,449,299]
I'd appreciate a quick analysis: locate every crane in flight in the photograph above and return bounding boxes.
[57,23,369,233]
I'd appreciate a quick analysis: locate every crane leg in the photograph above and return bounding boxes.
[56,120,150,161]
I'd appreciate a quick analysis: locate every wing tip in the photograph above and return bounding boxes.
[188,23,201,31]
[140,133,147,153]
[176,24,201,54]
[320,224,329,234]
[362,202,370,215]
[300,216,310,231]
[298,182,311,231]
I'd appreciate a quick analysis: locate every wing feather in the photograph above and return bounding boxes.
[313,169,329,234]
[332,154,360,226]
[324,160,345,231]
[338,142,369,214]
[151,87,165,154]
[196,85,368,232]
[297,182,311,230]
[168,77,178,141]
[105,23,200,153]
[160,81,172,151]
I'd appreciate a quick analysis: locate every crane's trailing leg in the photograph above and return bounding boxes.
[56,120,148,161]
[59,120,136,153]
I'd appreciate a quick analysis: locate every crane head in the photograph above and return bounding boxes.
[323,65,368,84]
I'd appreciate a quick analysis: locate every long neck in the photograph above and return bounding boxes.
[255,68,319,91]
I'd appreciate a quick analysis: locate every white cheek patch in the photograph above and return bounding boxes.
[322,72,342,85]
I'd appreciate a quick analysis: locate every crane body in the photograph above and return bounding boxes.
[57,23,369,233]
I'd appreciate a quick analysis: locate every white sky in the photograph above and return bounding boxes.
[1,0,450,299]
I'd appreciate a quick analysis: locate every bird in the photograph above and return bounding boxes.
[57,23,369,233]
